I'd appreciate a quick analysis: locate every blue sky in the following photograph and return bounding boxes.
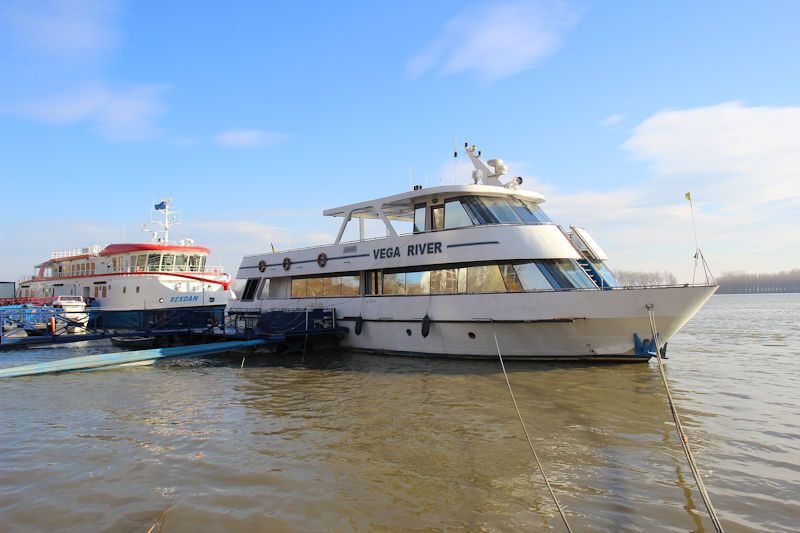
[2,0,799,282]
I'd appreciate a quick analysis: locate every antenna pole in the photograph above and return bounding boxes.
[686,192,700,283]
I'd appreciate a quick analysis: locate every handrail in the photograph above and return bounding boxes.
[241,222,559,259]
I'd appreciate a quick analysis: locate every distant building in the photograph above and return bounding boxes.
[0,281,15,299]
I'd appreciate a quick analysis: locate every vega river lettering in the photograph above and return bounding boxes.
[0,294,797,531]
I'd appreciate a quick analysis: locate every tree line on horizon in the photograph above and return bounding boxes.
[715,269,800,294]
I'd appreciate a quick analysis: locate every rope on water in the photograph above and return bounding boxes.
[646,304,724,533]
[490,321,573,533]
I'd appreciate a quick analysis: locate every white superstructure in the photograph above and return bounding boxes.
[234,146,716,361]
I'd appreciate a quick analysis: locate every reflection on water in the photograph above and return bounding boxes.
[0,294,798,532]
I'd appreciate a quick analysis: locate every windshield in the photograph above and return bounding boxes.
[443,195,551,229]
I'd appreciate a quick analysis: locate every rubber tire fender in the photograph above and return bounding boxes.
[355,316,364,336]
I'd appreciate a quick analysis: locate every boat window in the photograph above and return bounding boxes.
[174,254,187,271]
[499,264,523,292]
[413,203,426,233]
[322,276,342,296]
[123,286,127,294]
[444,199,474,229]
[538,259,595,289]
[146,253,161,271]
[382,272,407,295]
[364,271,382,295]
[135,255,147,270]
[590,260,620,287]
[341,275,359,296]
[430,268,459,294]
[431,205,445,231]
[257,278,271,299]
[136,286,140,293]
[241,278,260,301]
[514,262,554,290]
[466,265,506,293]
[188,255,200,272]
[405,271,430,295]
[521,200,552,224]
[456,196,551,226]
[291,278,307,298]
[161,254,175,271]
[306,277,324,297]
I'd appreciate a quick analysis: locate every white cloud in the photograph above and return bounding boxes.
[0,0,120,62]
[20,82,169,141]
[214,129,288,149]
[533,101,800,279]
[408,1,580,82]
[601,113,626,127]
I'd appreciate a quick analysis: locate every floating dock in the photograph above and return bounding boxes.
[0,307,348,378]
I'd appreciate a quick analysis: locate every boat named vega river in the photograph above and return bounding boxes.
[234,146,717,361]
[17,199,234,326]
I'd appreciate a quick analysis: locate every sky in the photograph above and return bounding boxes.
[1,0,799,282]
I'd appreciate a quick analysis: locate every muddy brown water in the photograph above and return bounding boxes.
[1,294,798,532]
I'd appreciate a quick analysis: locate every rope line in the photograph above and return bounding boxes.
[646,304,724,533]
[490,322,573,533]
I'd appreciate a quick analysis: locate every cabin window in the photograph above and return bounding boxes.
[513,262,553,290]
[306,277,324,297]
[341,275,359,296]
[188,255,202,272]
[537,260,595,289]
[174,254,187,271]
[291,278,307,298]
[257,279,271,299]
[431,205,445,231]
[430,268,458,294]
[161,254,175,271]
[146,253,161,271]
[364,271,382,295]
[499,264,523,292]
[444,199,473,229]
[322,277,341,297]
[135,255,147,270]
[241,278,260,301]
[405,271,430,295]
[102,286,107,298]
[466,265,506,293]
[455,196,552,226]
[413,203,426,233]
[382,272,406,295]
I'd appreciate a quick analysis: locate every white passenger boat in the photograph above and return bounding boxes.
[234,146,717,361]
[17,199,234,327]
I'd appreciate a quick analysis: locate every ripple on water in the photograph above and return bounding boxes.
[0,294,798,531]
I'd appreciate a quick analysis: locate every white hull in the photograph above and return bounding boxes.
[257,285,716,360]
[22,273,232,311]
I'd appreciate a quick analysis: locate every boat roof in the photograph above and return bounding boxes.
[99,243,211,256]
[322,184,546,220]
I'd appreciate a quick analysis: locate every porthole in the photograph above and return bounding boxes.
[468,332,476,339]
[406,329,412,336]
[159,297,165,303]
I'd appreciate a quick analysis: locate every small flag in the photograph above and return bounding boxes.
[684,192,692,201]
[154,201,167,210]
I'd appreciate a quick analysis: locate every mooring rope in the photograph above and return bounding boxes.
[646,304,724,533]
[490,321,573,533]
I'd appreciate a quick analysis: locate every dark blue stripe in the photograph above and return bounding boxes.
[447,241,499,249]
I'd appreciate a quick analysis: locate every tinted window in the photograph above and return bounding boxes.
[241,278,260,301]
[413,204,426,233]
[444,199,474,229]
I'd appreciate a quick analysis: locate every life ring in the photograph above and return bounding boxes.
[282,257,292,271]
[258,260,266,273]
[317,253,327,268]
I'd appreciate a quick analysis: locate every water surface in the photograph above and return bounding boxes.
[1,294,798,532]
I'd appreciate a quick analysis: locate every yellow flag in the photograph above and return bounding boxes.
[684,192,692,201]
